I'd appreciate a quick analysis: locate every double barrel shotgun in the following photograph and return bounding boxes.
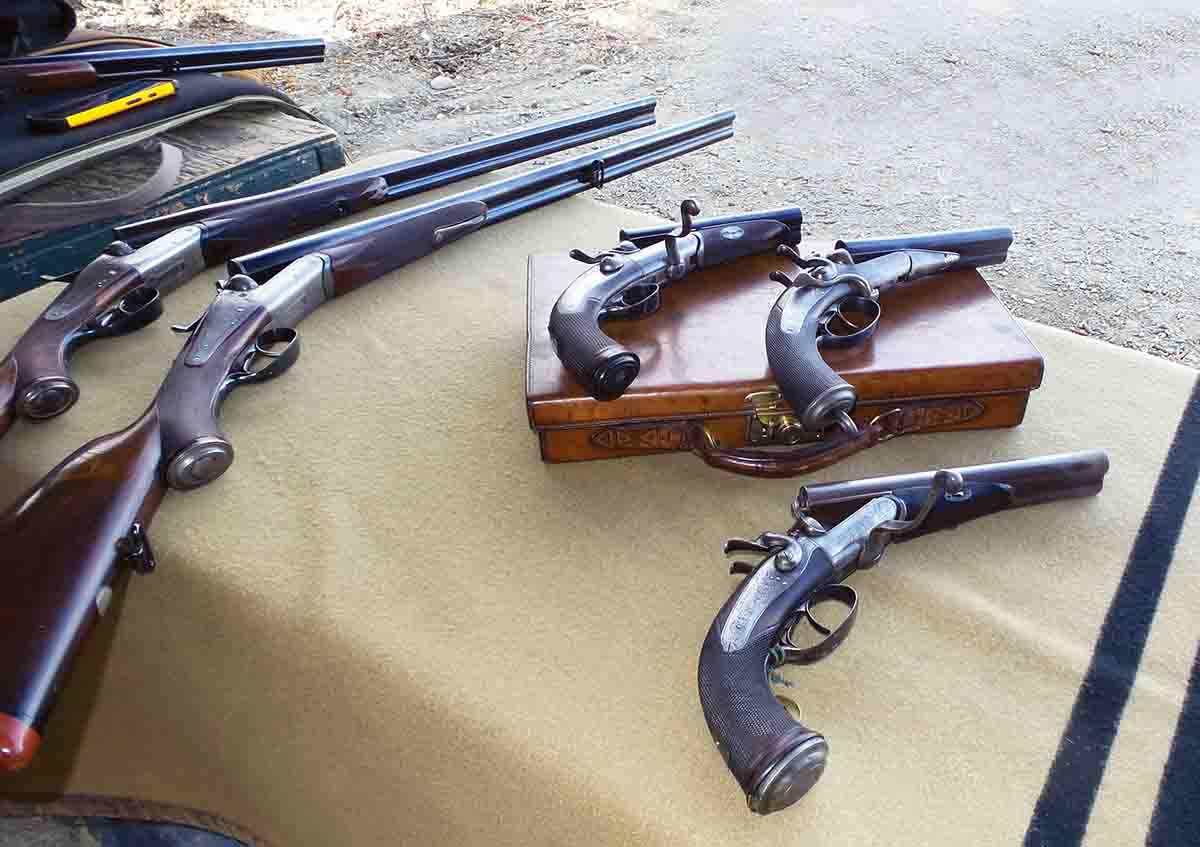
[0,109,738,769]
[0,97,659,437]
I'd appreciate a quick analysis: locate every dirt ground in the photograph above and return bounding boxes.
[73,0,1200,365]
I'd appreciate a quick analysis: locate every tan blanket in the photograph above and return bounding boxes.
[1,154,1197,847]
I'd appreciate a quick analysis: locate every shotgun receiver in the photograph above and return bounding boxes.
[697,450,1109,814]
[548,201,804,400]
[766,227,1012,435]
[0,98,660,438]
[0,110,736,771]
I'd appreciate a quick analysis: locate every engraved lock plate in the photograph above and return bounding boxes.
[745,390,818,446]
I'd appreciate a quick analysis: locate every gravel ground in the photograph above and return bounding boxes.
[72,0,1200,366]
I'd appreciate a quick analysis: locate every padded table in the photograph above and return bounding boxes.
[1,153,1197,846]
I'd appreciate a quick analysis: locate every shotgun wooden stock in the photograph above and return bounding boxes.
[0,412,166,770]
[0,296,273,771]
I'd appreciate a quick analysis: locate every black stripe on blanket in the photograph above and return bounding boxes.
[1146,641,1200,847]
[1024,377,1200,847]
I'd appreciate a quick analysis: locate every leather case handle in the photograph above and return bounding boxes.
[689,401,976,478]
[691,421,882,478]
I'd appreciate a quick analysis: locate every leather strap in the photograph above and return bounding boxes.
[690,400,985,478]
[1,139,182,240]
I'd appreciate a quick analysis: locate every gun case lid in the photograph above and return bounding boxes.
[525,245,1045,462]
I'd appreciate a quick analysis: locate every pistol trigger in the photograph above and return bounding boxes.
[775,584,858,666]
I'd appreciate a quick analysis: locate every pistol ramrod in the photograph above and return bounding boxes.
[698,450,1108,814]
[0,109,736,771]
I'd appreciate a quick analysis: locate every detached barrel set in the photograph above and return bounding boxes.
[0,28,1107,821]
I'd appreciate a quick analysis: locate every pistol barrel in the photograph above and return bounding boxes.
[837,226,1013,271]
[618,207,804,249]
[797,450,1110,521]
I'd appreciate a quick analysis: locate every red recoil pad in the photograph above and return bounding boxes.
[0,713,40,770]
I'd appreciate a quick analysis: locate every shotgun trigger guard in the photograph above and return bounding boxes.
[599,283,662,320]
[84,286,164,339]
[226,327,300,388]
[769,584,858,668]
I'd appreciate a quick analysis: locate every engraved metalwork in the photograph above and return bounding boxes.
[719,535,811,652]
[812,496,903,575]
[127,226,207,295]
[184,254,331,367]
[41,226,205,320]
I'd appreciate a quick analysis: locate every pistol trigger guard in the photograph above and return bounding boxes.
[818,297,882,348]
[599,283,662,320]
[776,584,859,666]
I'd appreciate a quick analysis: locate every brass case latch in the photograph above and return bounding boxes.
[745,390,815,445]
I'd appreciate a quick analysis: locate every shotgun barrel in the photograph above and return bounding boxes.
[231,111,737,281]
[117,97,659,246]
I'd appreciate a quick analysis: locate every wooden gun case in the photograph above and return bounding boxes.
[526,245,1043,473]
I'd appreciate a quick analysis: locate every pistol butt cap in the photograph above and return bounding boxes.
[591,352,640,401]
[748,734,828,814]
[0,714,41,771]
[18,376,79,420]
